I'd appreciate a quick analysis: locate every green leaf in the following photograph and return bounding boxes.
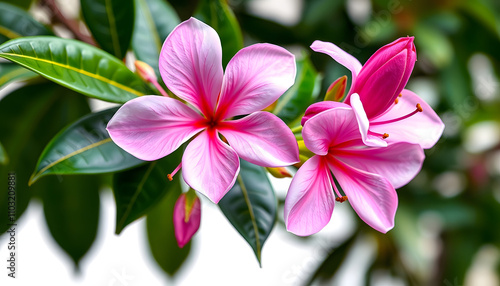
[113,149,182,234]
[29,107,144,185]
[1,0,33,10]
[41,175,100,269]
[0,142,7,165]
[81,0,135,59]
[273,55,322,125]
[0,2,52,44]
[219,159,277,265]
[194,0,243,67]
[0,36,152,103]
[306,232,358,285]
[132,0,180,79]
[146,176,191,276]
[0,82,91,236]
[0,63,38,90]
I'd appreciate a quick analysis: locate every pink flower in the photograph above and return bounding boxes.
[306,37,444,149]
[107,18,299,203]
[173,192,201,248]
[285,104,425,236]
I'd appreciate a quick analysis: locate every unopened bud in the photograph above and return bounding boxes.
[135,60,157,83]
[173,189,201,248]
[324,75,347,102]
[266,167,292,178]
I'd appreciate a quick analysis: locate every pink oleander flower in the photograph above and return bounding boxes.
[285,104,425,236]
[173,191,201,248]
[107,18,299,203]
[305,37,444,149]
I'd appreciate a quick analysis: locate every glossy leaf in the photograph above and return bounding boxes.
[29,107,144,185]
[113,149,182,234]
[273,56,322,124]
[132,0,180,79]
[41,175,100,269]
[0,142,7,165]
[194,0,243,67]
[219,159,277,265]
[0,63,38,90]
[0,2,52,44]
[81,0,134,59]
[0,36,152,103]
[146,176,191,276]
[0,83,90,236]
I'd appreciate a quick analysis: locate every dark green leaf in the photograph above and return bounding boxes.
[194,0,243,67]
[29,107,144,184]
[0,142,7,165]
[0,36,152,103]
[306,232,358,285]
[146,177,191,276]
[219,159,276,265]
[0,82,90,236]
[1,0,33,10]
[41,175,100,269]
[81,0,135,59]
[273,55,322,124]
[0,63,38,90]
[113,149,182,234]
[0,2,52,44]
[132,0,180,79]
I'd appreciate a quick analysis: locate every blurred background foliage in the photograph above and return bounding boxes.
[1,0,500,285]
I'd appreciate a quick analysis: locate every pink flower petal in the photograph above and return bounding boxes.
[217,44,296,119]
[284,155,335,236]
[310,40,362,81]
[182,130,240,204]
[329,158,398,233]
[350,93,388,147]
[370,89,445,149]
[302,106,362,156]
[159,17,223,115]
[107,96,204,161]
[218,111,299,167]
[301,101,347,126]
[335,140,425,188]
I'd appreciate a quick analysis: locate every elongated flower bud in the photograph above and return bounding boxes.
[348,37,416,119]
[324,75,347,102]
[135,60,157,83]
[173,190,201,248]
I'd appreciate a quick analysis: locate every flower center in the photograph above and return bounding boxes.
[369,94,423,139]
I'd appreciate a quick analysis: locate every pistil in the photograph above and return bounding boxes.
[371,103,423,126]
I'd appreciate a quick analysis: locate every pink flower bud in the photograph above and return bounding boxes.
[173,191,201,248]
[348,37,416,119]
[135,60,157,83]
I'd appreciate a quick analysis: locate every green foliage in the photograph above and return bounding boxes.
[273,55,322,125]
[0,37,151,103]
[0,63,38,90]
[29,107,144,184]
[0,142,7,165]
[146,178,191,276]
[132,0,180,79]
[0,83,91,236]
[194,0,243,67]
[113,149,182,234]
[81,0,135,59]
[41,175,100,269]
[0,2,52,44]
[219,160,277,265]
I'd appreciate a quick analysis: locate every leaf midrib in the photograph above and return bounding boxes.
[116,161,157,233]
[238,174,262,263]
[0,52,144,96]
